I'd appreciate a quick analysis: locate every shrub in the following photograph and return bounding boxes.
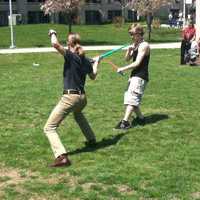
[152,18,160,29]
[113,16,125,28]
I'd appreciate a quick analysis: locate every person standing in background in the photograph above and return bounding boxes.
[180,20,196,65]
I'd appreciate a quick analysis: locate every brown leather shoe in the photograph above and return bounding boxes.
[49,154,71,168]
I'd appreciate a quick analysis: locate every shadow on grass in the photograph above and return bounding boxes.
[36,44,45,47]
[68,133,125,155]
[69,114,168,155]
[132,113,169,127]
[145,113,169,124]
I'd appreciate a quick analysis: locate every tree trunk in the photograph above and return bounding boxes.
[67,10,72,33]
[146,13,153,41]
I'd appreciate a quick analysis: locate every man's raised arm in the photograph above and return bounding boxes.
[117,43,149,73]
[48,29,65,56]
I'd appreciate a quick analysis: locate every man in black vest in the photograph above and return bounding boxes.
[115,24,150,130]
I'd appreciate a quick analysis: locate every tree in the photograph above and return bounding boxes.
[130,0,174,40]
[114,0,131,21]
[41,0,82,33]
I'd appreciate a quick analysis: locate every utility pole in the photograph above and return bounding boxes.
[183,0,186,26]
[196,0,200,40]
[9,0,16,49]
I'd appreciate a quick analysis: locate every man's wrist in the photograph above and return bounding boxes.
[50,32,56,36]
[48,29,57,37]
[51,34,58,44]
[121,67,126,72]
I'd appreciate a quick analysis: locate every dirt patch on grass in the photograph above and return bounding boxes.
[44,172,79,191]
[0,165,82,199]
[0,165,77,187]
[29,197,49,200]
[191,192,200,199]
[0,165,136,199]
[29,194,65,200]
[82,181,136,196]
[117,184,136,195]
[82,182,96,191]
[0,167,27,188]
[0,166,31,199]
[81,182,104,192]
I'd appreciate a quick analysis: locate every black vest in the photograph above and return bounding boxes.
[130,43,150,81]
[63,50,93,92]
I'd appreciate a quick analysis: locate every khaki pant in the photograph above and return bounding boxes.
[44,93,96,158]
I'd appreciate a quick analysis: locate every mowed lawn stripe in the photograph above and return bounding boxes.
[0,49,200,199]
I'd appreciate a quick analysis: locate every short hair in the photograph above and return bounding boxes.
[128,24,144,36]
[67,32,81,46]
[67,32,85,56]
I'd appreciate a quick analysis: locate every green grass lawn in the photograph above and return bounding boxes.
[0,23,181,48]
[1,49,200,200]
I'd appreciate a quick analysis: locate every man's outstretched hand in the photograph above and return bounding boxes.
[48,29,57,37]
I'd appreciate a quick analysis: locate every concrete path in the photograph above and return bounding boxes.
[0,42,180,54]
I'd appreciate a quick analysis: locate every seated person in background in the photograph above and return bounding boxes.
[180,20,196,65]
[198,38,200,54]
[187,40,199,65]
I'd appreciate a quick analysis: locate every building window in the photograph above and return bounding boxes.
[0,10,17,26]
[108,10,122,21]
[27,0,44,2]
[59,11,79,24]
[85,10,102,24]
[0,0,16,2]
[28,11,49,24]
[128,10,137,22]
[85,0,101,3]
[0,11,9,26]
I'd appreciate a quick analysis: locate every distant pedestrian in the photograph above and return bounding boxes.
[114,24,150,130]
[187,14,192,21]
[168,12,173,27]
[44,30,100,167]
[177,12,183,28]
[180,20,196,65]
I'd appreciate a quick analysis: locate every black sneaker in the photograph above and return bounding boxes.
[132,117,146,126]
[114,120,131,130]
[84,139,97,147]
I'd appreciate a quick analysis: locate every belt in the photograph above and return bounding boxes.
[63,89,84,95]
